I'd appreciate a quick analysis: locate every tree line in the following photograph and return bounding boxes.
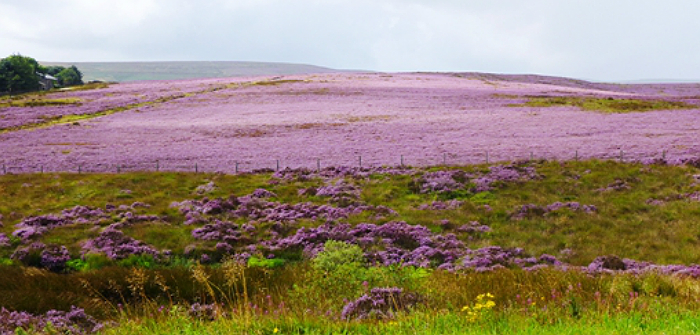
[0,54,83,95]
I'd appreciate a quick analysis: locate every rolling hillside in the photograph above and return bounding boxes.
[40,61,346,82]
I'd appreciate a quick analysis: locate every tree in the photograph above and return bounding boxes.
[56,65,83,86]
[45,65,66,76]
[0,54,41,94]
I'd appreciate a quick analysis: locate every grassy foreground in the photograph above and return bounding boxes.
[1,159,700,334]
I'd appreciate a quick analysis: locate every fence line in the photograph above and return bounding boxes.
[1,149,696,175]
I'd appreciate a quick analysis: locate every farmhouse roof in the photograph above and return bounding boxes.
[37,72,58,81]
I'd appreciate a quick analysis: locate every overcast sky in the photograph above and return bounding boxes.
[1,0,699,82]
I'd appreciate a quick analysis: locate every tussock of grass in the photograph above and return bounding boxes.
[0,97,83,108]
[511,96,695,113]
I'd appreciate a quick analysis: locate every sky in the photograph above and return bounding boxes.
[1,0,699,82]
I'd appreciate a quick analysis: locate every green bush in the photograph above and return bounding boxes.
[247,256,286,268]
[66,253,114,271]
[118,254,155,268]
[312,240,365,273]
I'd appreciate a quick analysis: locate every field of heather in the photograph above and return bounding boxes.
[1,73,700,334]
[1,72,699,173]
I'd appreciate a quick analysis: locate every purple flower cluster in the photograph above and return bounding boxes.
[585,255,700,277]
[341,287,421,320]
[173,189,395,227]
[10,242,46,267]
[417,170,469,193]
[415,164,540,194]
[0,306,102,335]
[512,201,597,219]
[0,233,10,248]
[195,181,218,195]
[188,303,220,321]
[191,220,254,254]
[81,227,159,260]
[12,205,113,242]
[472,164,541,192]
[315,180,361,199]
[597,179,632,192]
[460,246,562,272]
[269,221,466,267]
[646,191,700,206]
[40,244,71,272]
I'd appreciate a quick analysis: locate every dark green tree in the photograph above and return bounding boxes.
[56,65,83,86]
[45,65,66,76]
[0,54,41,94]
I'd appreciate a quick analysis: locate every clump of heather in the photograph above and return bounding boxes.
[417,200,463,210]
[416,170,469,193]
[341,287,422,320]
[81,227,160,260]
[12,215,68,242]
[597,179,632,192]
[456,221,492,234]
[0,306,102,335]
[585,255,700,277]
[459,246,562,272]
[645,191,700,206]
[413,164,540,194]
[173,189,396,226]
[311,180,362,202]
[194,181,217,195]
[472,164,541,192]
[10,242,46,267]
[511,201,597,219]
[40,244,71,273]
[268,221,466,267]
[12,205,113,243]
[0,233,10,248]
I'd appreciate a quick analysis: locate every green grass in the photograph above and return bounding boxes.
[510,96,695,113]
[103,309,700,335]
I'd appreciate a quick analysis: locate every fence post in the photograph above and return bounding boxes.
[276,160,280,171]
[443,153,446,166]
[317,158,320,172]
[485,151,489,164]
[620,150,624,162]
[662,150,666,161]
[235,161,239,174]
[156,160,159,172]
[575,150,578,161]
[530,152,533,161]
[359,155,362,168]
[401,155,404,167]
[78,165,81,174]
[195,163,198,173]
[117,165,121,173]
[40,165,43,174]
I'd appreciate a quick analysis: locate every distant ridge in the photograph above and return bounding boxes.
[39,61,345,82]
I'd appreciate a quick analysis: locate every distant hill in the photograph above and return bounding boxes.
[39,61,345,82]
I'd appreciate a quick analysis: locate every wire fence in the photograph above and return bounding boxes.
[2,148,697,175]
